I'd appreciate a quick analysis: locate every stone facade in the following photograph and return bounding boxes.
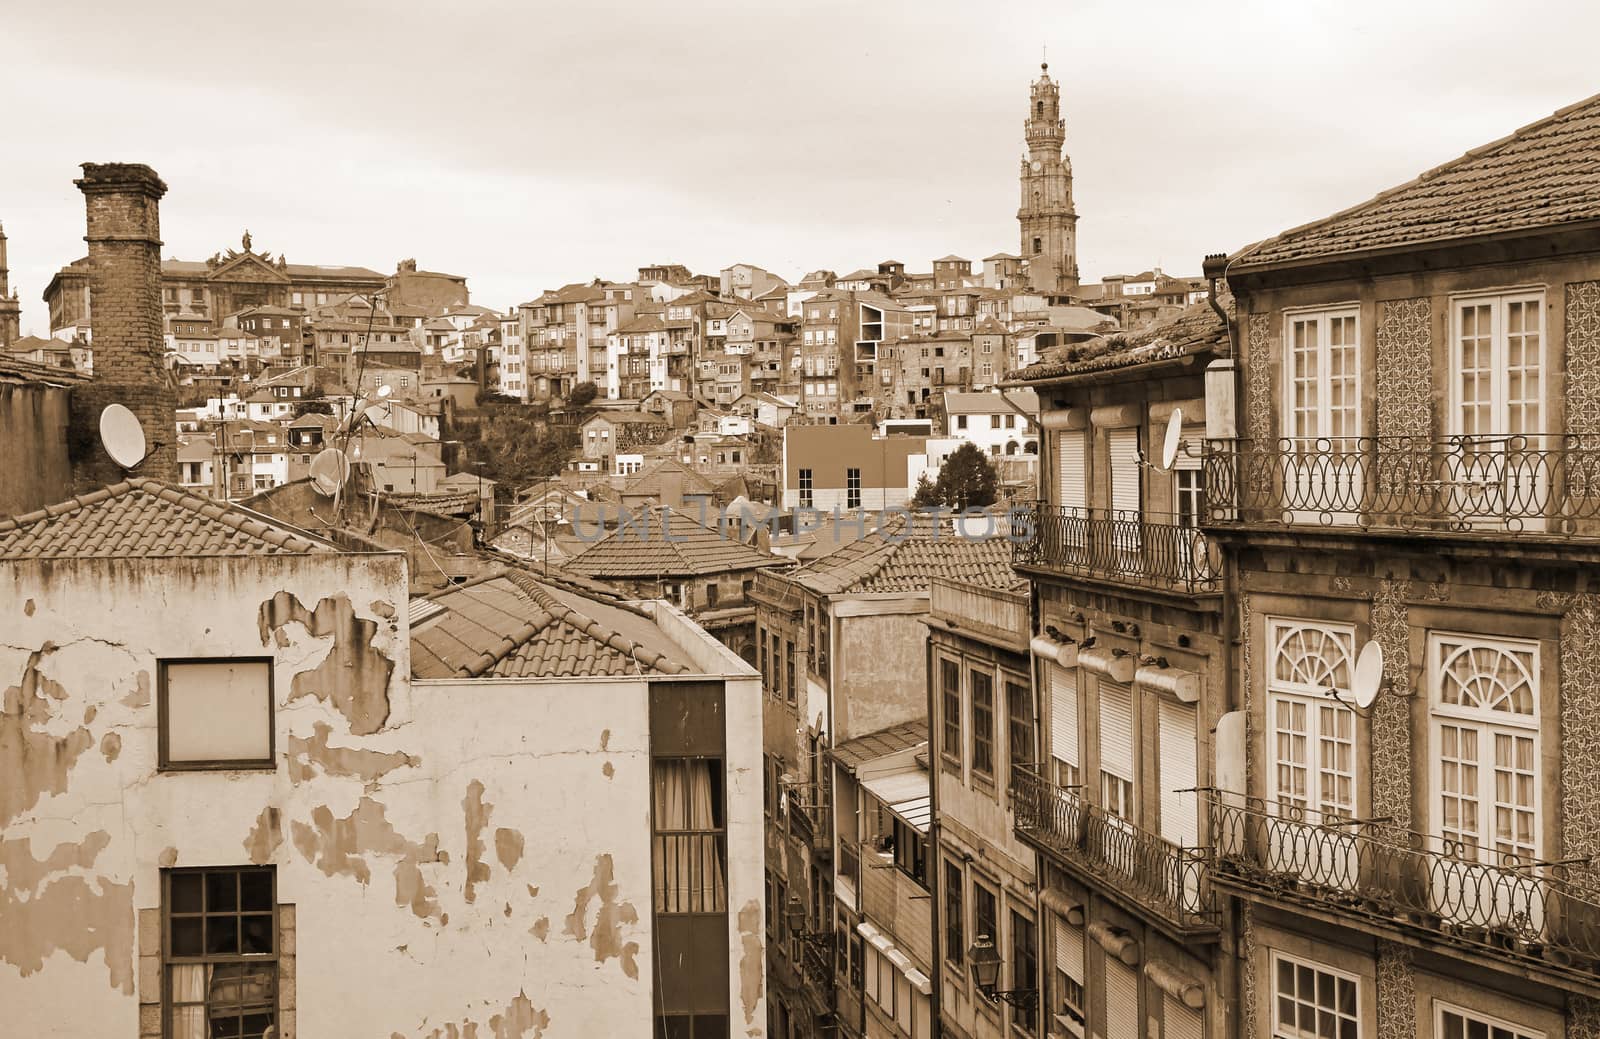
[71,163,178,487]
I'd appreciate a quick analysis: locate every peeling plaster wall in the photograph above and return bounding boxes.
[0,555,766,1037]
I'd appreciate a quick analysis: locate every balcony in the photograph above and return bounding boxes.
[1012,766,1218,937]
[1011,503,1220,594]
[1203,435,1600,538]
[1207,794,1600,989]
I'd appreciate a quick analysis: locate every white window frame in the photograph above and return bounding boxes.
[1271,953,1360,1039]
[1448,288,1545,441]
[1265,618,1358,821]
[1281,305,1360,444]
[1434,1000,1543,1039]
[1427,631,1540,866]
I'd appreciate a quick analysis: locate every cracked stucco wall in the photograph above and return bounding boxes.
[0,554,768,1037]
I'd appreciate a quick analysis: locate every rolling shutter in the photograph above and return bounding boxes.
[1057,430,1087,512]
[1108,428,1141,516]
[1054,917,1084,984]
[1050,664,1080,771]
[1106,957,1139,1039]
[1158,700,1199,848]
[1166,996,1203,1039]
[1099,681,1134,781]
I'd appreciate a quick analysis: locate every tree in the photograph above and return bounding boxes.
[928,442,998,509]
[910,472,939,508]
[292,399,333,417]
[567,381,599,409]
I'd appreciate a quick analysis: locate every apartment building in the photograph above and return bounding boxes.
[780,423,929,511]
[1205,94,1600,1039]
[1005,299,1232,1039]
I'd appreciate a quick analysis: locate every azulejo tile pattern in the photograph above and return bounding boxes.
[1567,281,1600,436]
[1245,313,1272,443]
[1537,589,1600,896]
[1375,298,1433,440]
[1239,901,1257,1039]
[1369,579,1413,830]
[1376,941,1416,1039]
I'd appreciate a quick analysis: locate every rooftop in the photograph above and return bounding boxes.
[943,389,1040,414]
[783,515,1017,596]
[409,570,694,679]
[564,507,775,579]
[0,479,333,559]
[1235,92,1600,270]
[833,720,929,772]
[1004,299,1230,384]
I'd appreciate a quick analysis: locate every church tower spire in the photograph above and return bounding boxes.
[1017,62,1079,294]
[0,221,20,348]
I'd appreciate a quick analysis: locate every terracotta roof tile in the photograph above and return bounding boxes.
[409,571,693,679]
[563,507,775,579]
[1004,299,1229,384]
[0,479,332,559]
[1236,93,1600,269]
[784,515,1018,595]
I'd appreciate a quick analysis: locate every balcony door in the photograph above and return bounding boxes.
[1108,428,1142,571]
[1266,620,1358,890]
[1098,679,1138,880]
[1450,293,1546,531]
[1428,633,1543,936]
[1055,430,1088,562]
[1283,309,1360,523]
[1158,698,1201,914]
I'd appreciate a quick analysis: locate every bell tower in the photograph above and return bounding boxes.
[1017,63,1079,294]
[0,221,20,347]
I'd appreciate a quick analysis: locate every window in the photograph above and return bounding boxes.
[158,659,274,770]
[652,758,726,912]
[1033,237,1043,255]
[1272,954,1358,1039]
[971,670,995,780]
[1098,680,1135,820]
[1267,620,1356,822]
[1053,917,1085,1028]
[941,659,962,762]
[1005,677,1032,790]
[1009,910,1038,1033]
[784,640,796,707]
[892,817,928,886]
[1285,308,1359,444]
[957,414,968,430]
[1436,1002,1541,1039]
[973,880,998,1004]
[944,859,964,967]
[164,866,277,1039]
[846,467,861,509]
[1430,633,1539,868]
[798,468,813,508]
[1452,292,1543,439]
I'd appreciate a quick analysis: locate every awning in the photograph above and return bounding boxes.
[861,767,931,834]
[1079,644,1135,683]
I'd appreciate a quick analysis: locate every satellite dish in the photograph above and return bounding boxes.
[375,384,393,399]
[1351,640,1384,711]
[309,448,351,497]
[1160,409,1184,470]
[100,404,148,470]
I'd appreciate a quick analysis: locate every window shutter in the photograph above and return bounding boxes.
[1158,700,1200,847]
[1108,428,1141,516]
[1057,430,1087,512]
[1166,995,1204,1039]
[1099,681,1134,781]
[1050,664,1080,770]
[1106,957,1139,1039]
[1054,917,1084,983]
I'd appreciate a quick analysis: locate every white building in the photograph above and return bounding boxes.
[942,389,1040,459]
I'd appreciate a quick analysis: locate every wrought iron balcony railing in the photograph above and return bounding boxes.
[1203,435,1600,536]
[1011,503,1220,593]
[800,933,836,995]
[1207,794,1600,982]
[1012,766,1217,935]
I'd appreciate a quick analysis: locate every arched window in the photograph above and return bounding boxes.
[1036,101,1044,118]
[1266,619,1356,820]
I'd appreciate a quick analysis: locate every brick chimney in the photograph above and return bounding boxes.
[72,163,178,486]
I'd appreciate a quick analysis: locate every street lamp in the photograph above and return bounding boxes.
[968,934,1037,1010]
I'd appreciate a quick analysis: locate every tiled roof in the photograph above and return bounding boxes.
[833,721,929,772]
[0,353,87,385]
[409,571,692,679]
[564,507,775,578]
[0,479,332,559]
[785,516,1017,595]
[1004,299,1230,384]
[944,389,1039,414]
[1235,93,1600,270]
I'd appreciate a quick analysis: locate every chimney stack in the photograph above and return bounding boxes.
[72,163,178,487]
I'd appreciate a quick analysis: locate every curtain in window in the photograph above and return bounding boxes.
[170,965,207,1039]
[654,759,727,913]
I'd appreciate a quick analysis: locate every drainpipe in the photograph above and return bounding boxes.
[1201,253,1236,358]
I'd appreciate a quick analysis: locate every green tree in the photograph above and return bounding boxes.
[928,442,998,508]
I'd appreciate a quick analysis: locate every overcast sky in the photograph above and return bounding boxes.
[3,0,1598,334]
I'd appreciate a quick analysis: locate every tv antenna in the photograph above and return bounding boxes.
[1135,409,1186,472]
[100,404,156,471]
